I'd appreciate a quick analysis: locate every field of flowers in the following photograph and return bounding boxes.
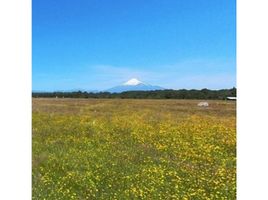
[32,98,236,199]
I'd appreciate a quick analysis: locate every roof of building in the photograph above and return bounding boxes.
[227,97,237,100]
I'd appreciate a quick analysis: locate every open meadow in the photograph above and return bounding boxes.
[32,98,236,199]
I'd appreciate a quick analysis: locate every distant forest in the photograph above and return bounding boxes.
[32,88,236,100]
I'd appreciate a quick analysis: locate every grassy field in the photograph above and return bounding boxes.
[32,98,236,199]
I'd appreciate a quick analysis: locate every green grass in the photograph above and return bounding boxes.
[32,98,236,199]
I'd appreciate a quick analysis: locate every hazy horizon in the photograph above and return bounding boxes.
[32,76,236,93]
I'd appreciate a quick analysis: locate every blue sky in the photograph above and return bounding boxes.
[33,0,236,91]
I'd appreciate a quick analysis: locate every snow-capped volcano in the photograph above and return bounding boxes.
[123,78,145,86]
[106,78,164,93]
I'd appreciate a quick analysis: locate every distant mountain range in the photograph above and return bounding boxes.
[105,78,164,93]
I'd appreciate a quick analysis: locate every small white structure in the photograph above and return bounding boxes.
[227,97,237,100]
[197,102,209,107]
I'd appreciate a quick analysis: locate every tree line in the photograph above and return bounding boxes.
[32,88,236,100]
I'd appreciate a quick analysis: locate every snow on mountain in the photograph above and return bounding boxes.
[106,78,164,93]
[123,78,145,86]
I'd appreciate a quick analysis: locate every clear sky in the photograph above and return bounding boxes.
[33,0,236,91]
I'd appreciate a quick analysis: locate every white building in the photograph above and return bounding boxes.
[227,97,237,100]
